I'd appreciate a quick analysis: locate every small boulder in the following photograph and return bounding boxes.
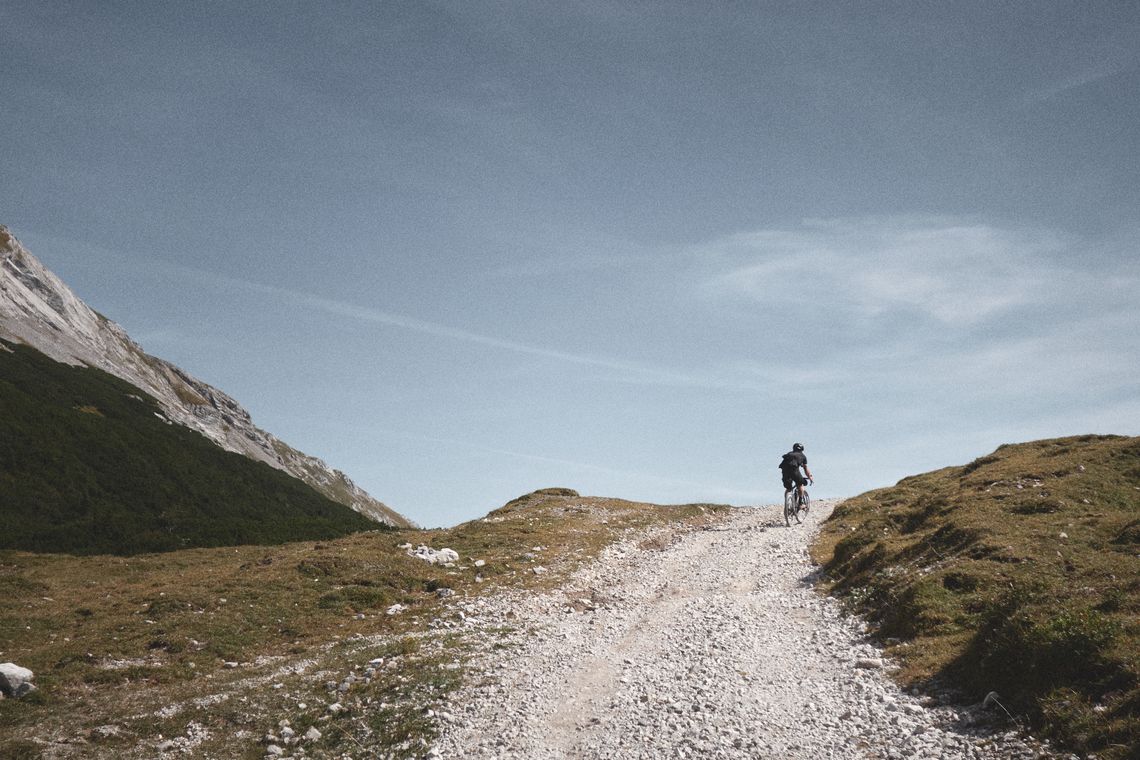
[0,663,34,697]
[408,546,460,565]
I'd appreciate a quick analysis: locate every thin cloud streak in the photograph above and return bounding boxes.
[1024,60,1135,105]
[160,262,743,390]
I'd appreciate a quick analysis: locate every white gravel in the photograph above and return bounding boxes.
[432,501,1062,760]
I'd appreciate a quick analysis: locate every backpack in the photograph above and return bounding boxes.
[778,452,795,470]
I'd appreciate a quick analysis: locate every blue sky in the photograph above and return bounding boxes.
[3,2,1138,526]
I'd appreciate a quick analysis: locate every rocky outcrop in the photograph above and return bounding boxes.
[0,225,413,528]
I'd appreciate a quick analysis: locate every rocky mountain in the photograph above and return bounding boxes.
[0,225,412,528]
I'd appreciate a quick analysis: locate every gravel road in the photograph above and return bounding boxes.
[432,501,1058,759]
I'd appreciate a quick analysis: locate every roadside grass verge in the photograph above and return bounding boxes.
[812,434,1140,759]
[0,488,727,757]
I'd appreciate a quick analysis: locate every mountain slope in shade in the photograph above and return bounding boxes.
[0,340,385,554]
[0,225,413,528]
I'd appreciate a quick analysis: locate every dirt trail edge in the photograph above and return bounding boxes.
[431,501,1061,760]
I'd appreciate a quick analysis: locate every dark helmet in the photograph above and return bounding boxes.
[792,443,804,452]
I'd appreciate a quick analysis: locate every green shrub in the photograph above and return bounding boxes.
[959,592,1120,711]
[0,738,44,759]
[317,586,394,611]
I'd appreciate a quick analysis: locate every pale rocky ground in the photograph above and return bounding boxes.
[430,501,1064,760]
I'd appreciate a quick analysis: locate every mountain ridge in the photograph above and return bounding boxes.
[0,225,412,528]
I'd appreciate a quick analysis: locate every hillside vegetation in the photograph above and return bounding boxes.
[0,341,381,555]
[814,434,1140,758]
[0,489,725,758]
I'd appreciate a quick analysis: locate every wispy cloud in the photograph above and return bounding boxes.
[691,216,1140,414]
[698,216,1097,325]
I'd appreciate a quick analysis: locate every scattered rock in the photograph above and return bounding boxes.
[0,663,34,697]
[91,725,123,739]
[408,546,460,565]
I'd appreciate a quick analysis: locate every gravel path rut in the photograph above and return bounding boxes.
[432,501,1055,759]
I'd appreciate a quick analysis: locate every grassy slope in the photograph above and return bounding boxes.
[0,488,728,758]
[0,341,380,555]
[813,434,1140,758]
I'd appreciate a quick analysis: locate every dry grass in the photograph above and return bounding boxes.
[0,489,729,758]
[813,434,1140,758]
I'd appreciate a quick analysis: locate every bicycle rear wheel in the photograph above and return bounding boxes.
[784,491,795,526]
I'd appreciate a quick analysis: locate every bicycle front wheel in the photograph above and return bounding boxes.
[801,490,811,515]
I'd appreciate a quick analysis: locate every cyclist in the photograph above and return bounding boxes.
[779,443,814,505]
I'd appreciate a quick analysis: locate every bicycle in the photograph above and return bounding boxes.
[783,480,811,526]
